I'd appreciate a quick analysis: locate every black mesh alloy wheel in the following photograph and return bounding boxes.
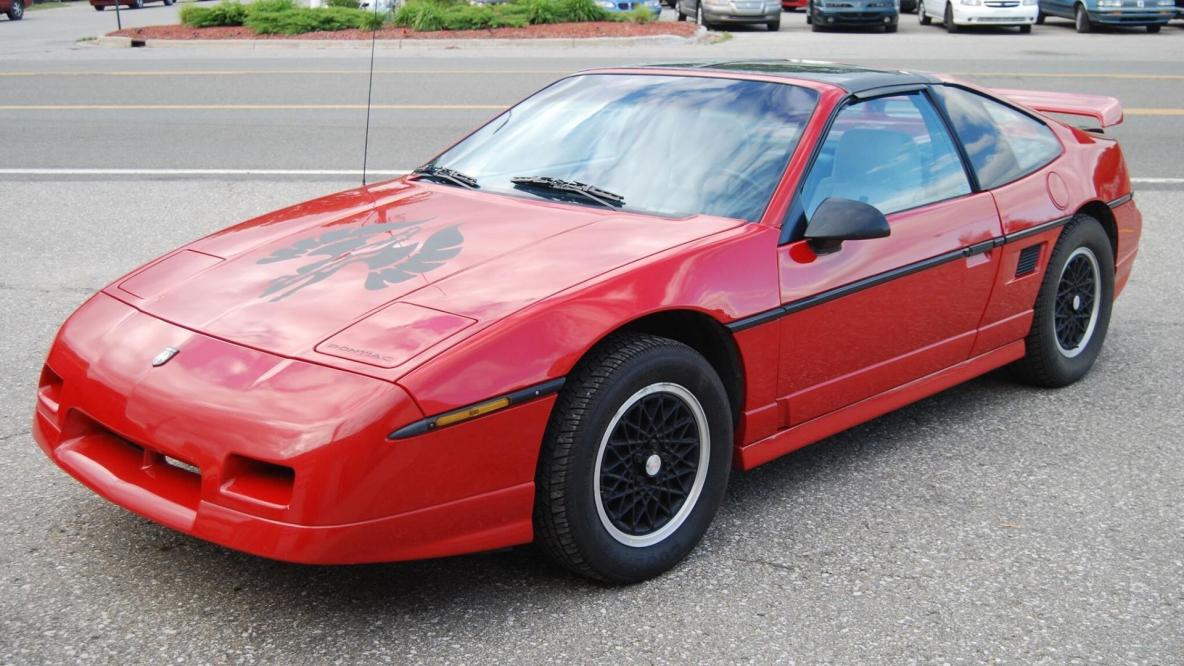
[534,334,732,584]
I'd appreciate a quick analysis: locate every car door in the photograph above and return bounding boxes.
[775,91,1004,426]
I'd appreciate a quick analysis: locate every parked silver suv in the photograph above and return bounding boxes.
[676,0,782,29]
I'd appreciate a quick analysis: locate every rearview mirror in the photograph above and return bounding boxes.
[803,198,891,255]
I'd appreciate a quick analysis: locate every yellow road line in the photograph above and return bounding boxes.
[2,69,1183,80]
[0,69,567,77]
[0,103,507,110]
[954,72,1184,81]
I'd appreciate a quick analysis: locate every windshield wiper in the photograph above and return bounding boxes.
[411,165,479,189]
[510,176,624,209]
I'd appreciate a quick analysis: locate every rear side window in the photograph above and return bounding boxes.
[933,86,1062,190]
[798,92,971,218]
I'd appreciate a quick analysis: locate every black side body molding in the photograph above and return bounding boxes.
[728,214,1077,333]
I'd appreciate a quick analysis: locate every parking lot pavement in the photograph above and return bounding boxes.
[2,4,1183,663]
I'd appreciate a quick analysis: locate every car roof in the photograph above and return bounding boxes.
[631,60,942,94]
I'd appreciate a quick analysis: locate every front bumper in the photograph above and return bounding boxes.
[702,1,781,21]
[951,2,1038,25]
[33,293,549,564]
[1087,8,1173,24]
[812,6,899,24]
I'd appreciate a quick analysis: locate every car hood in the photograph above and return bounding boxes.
[105,179,742,374]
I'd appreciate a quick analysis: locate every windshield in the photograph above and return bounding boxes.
[426,74,819,221]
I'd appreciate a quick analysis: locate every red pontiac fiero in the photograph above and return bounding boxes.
[34,62,1141,583]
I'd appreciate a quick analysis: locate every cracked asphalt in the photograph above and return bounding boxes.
[2,14,1183,664]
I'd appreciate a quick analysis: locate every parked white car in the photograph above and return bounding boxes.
[918,0,1038,31]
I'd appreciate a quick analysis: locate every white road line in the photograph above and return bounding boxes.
[0,169,1178,184]
[0,168,410,176]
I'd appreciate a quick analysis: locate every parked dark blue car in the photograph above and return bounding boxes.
[807,0,900,31]
[1038,0,1173,31]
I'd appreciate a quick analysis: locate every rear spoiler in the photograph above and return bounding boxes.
[993,88,1124,128]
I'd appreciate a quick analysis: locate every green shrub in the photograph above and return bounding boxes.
[557,0,608,21]
[393,0,448,30]
[179,0,248,27]
[520,0,561,23]
[326,0,360,7]
[245,4,379,34]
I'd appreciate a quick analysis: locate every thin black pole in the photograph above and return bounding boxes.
[360,0,379,186]
[113,0,122,31]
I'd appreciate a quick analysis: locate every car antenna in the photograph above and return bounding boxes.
[360,0,380,188]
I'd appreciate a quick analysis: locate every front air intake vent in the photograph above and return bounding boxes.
[1016,244,1042,277]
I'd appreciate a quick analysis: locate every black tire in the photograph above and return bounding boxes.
[6,0,22,19]
[94,4,105,9]
[164,0,175,5]
[534,333,733,584]
[1146,23,1160,32]
[695,1,711,28]
[1010,215,1115,388]
[676,4,687,20]
[132,0,143,8]
[884,21,897,31]
[919,0,931,23]
[767,16,780,29]
[806,2,812,22]
[1019,23,1031,32]
[666,0,677,8]
[1035,9,1044,23]
[1074,4,1090,32]
[945,3,959,31]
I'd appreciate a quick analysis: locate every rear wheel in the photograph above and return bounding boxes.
[1035,9,1044,23]
[945,2,959,31]
[132,0,143,8]
[767,15,780,29]
[1010,216,1114,388]
[94,3,105,9]
[534,334,733,584]
[1146,23,1160,32]
[919,0,931,23]
[6,0,23,19]
[1074,4,1091,32]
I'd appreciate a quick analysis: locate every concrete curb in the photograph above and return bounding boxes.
[95,28,711,49]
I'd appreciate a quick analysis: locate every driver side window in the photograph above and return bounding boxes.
[800,93,971,220]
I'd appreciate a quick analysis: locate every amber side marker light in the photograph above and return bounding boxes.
[435,397,511,428]
[388,377,566,440]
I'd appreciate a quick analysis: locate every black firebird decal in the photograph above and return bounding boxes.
[256,220,463,302]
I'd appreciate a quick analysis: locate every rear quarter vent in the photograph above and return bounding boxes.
[1016,243,1043,277]
[220,455,295,509]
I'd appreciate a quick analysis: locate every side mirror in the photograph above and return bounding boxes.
[803,197,891,255]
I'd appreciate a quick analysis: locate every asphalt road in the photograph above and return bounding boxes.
[1,5,1183,664]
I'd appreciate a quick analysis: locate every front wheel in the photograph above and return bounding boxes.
[884,22,897,31]
[1010,216,1114,388]
[534,334,733,584]
[1035,9,1044,23]
[919,0,931,23]
[945,2,959,31]
[767,16,781,29]
[1074,4,1091,32]
[1146,23,1160,33]
[1019,23,1031,32]
[94,4,105,9]
[132,0,143,8]
[6,0,23,19]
